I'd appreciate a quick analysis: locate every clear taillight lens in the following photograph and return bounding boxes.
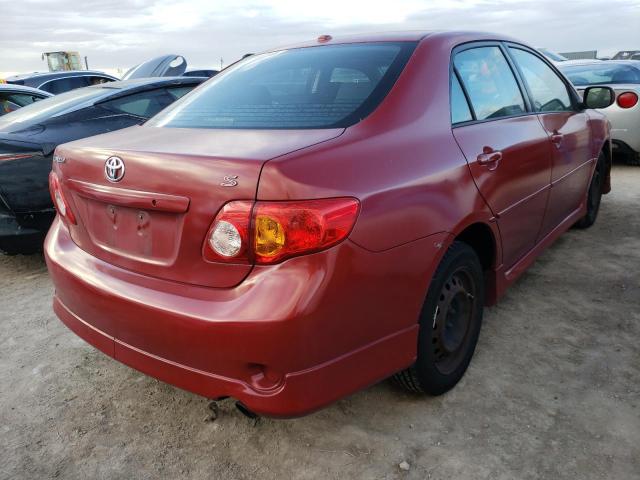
[203,200,252,263]
[203,198,360,264]
[210,221,243,257]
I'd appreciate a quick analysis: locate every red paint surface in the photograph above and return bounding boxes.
[46,31,610,416]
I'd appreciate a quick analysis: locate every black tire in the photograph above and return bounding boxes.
[393,241,484,395]
[0,234,44,256]
[626,153,640,166]
[574,151,605,229]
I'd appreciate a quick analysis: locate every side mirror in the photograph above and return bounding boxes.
[583,86,615,109]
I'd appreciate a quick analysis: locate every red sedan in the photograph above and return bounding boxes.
[46,31,614,417]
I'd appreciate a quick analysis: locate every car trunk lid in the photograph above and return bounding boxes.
[54,125,343,287]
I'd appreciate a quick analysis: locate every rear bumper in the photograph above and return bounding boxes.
[45,217,447,417]
[611,132,640,154]
[606,106,640,154]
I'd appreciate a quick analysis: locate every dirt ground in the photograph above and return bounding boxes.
[0,165,638,480]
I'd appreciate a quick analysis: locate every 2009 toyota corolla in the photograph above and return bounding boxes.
[45,31,614,417]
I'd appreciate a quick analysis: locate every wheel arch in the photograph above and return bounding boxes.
[444,218,501,305]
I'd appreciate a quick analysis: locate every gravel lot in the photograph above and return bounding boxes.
[1,164,638,480]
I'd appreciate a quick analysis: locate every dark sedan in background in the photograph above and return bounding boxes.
[0,84,52,116]
[6,70,119,94]
[0,76,205,254]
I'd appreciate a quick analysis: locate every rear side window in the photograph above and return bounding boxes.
[451,75,473,124]
[148,42,417,129]
[101,89,176,118]
[1,98,20,115]
[87,76,114,86]
[41,76,90,94]
[509,48,573,112]
[454,46,525,120]
[166,86,196,100]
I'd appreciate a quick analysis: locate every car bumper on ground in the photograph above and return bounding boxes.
[45,217,448,417]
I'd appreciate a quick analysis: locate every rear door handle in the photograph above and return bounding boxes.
[551,133,563,148]
[477,149,502,171]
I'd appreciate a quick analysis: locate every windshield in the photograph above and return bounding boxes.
[560,63,640,86]
[0,86,111,131]
[148,42,416,130]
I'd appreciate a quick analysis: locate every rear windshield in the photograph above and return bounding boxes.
[148,42,417,130]
[0,86,111,131]
[560,63,640,86]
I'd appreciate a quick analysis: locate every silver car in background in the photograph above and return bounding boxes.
[559,60,640,165]
[0,83,52,116]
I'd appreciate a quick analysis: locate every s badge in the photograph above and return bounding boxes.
[221,175,238,187]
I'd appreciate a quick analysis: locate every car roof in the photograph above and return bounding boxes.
[269,31,435,52]
[266,30,525,53]
[0,83,52,96]
[6,70,118,82]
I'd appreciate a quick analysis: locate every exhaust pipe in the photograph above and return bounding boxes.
[235,401,259,419]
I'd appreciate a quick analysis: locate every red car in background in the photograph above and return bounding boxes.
[45,31,614,417]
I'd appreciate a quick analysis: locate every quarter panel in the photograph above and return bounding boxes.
[257,37,492,253]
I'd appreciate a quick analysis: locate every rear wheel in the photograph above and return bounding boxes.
[393,241,484,395]
[574,151,605,229]
[626,152,640,166]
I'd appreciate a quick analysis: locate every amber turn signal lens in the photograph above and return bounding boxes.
[255,215,286,257]
[253,198,360,264]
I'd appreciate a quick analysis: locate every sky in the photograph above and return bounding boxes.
[1,0,639,77]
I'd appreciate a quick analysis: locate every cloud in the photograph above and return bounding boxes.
[1,0,639,76]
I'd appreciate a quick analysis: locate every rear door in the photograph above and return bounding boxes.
[506,46,593,239]
[451,43,553,269]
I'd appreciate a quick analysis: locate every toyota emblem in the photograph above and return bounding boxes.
[105,156,125,182]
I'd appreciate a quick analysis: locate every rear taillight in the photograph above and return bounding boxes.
[204,198,360,264]
[48,172,76,225]
[203,200,252,262]
[617,92,638,109]
[253,199,360,264]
